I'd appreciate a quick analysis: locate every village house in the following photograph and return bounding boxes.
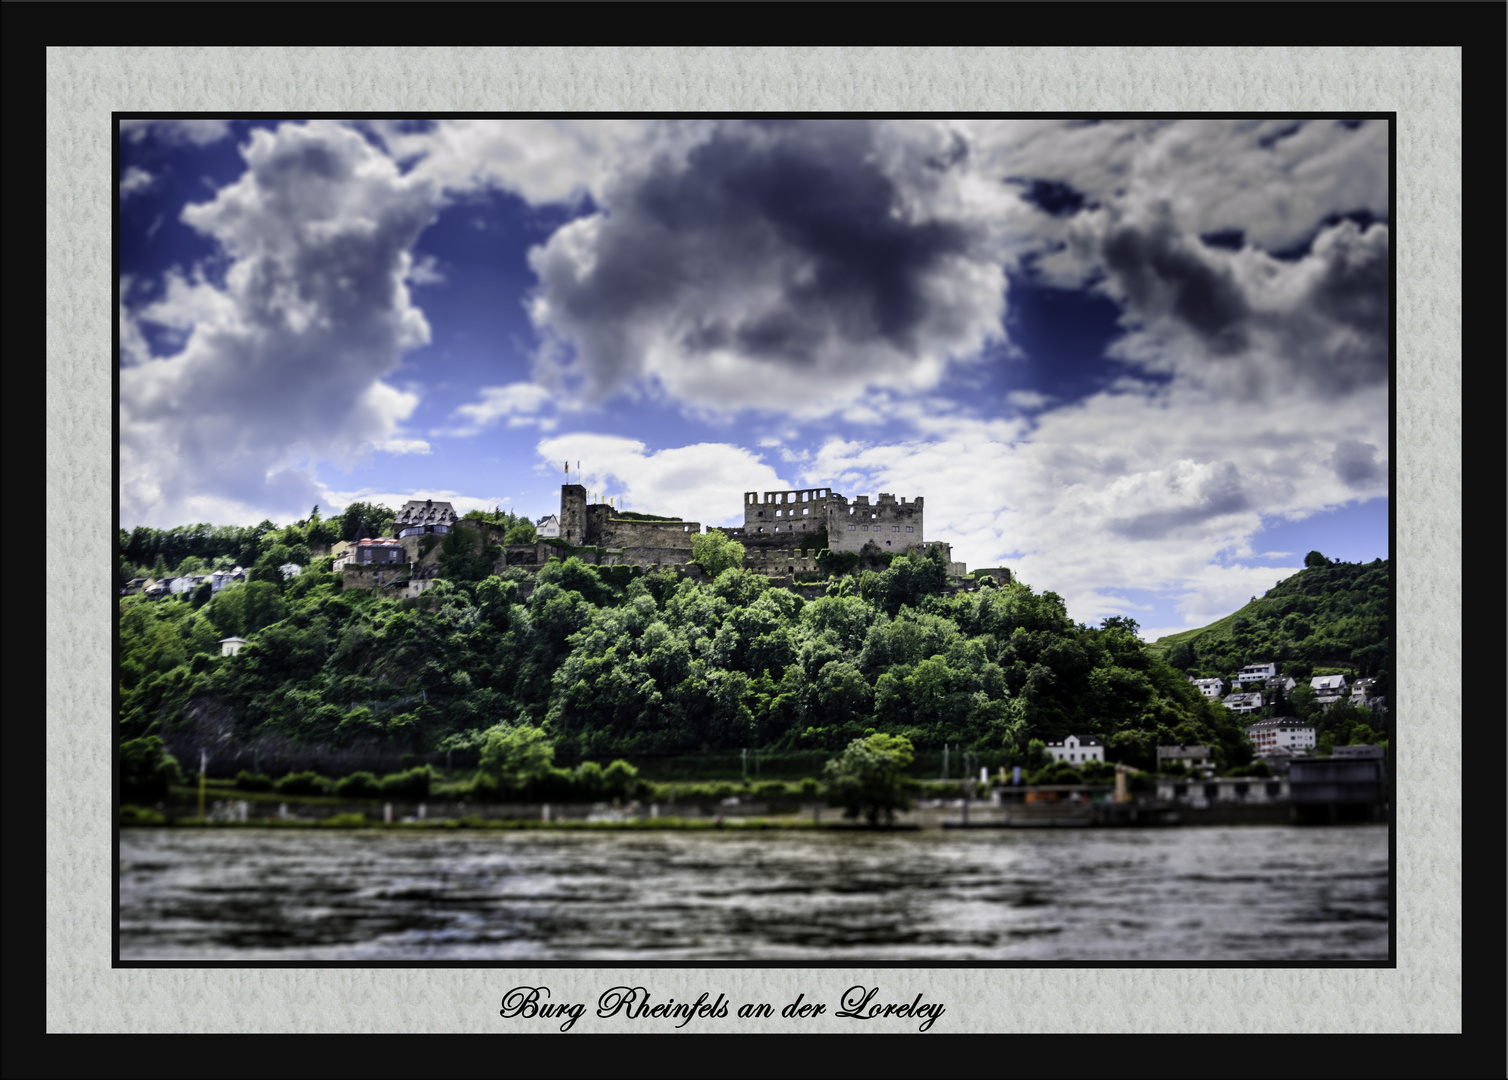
[1245,716,1316,754]
[1235,662,1277,684]
[218,636,248,657]
[536,514,561,538]
[1264,674,1298,698]
[1044,734,1104,766]
[1156,745,1213,774]
[349,537,405,565]
[394,498,459,538]
[1187,677,1224,700]
[1349,677,1383,709]
[1222,690,1264,715]
[1310,674,1349,705]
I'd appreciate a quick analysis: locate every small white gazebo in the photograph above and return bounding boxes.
[218,636,249,657]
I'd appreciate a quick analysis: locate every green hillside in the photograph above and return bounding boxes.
[1148,553,1390,687]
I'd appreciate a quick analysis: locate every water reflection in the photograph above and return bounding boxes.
[119,827,1388,960]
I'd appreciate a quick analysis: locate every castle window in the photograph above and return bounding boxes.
[906,526,914,532]
[886,541,891,546]
[892,526,900,532]
[847,525,855,531]
[803,508,809,515]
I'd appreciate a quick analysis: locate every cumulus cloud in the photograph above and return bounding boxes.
[1076,205,1389,396]
[120,119,235,146]
[119,121,440,526]
[119,166,154,200]
[444,382,556,436]
[965,118,1388,259]
[1330,439,1382,488]
[524,119,1013,416]
[373,118,651,206]
[535,434,786,527]
[800,375,1385,633]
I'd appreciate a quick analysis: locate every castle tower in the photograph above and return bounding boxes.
[559,484,587,544]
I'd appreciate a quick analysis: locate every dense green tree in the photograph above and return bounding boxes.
[692,529,746,578]
[478,724,557,795]
[119,736,184,804]
[822,732,915,826]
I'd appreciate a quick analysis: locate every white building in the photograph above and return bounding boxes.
[1044,734,1104,766]
[394,498,459,538]
[349,537,405,565]
[1188,677,1224,700]
[219,636,249,657]
[1349,678,1381,707]
[1157,745,1213,772]
[1157,775,1289,804]
[536,514,561,539]
[1311,674,1349,703]
[1264,675,1297,696]
[1245,716,1316,754]
[209,567,245,593]
[1223,691,1264,715]
[1236,662,1277,683]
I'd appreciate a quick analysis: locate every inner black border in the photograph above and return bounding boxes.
[110,109,1397,973]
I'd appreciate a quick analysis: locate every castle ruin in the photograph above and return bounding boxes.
[343,483,995,592]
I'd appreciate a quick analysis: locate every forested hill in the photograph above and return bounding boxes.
[1148,554,1390,684]
[118,545,1257,777]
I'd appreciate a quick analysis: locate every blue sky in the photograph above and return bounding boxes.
[119,118,1390,640]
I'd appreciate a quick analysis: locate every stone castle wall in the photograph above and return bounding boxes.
[827,493,924,554]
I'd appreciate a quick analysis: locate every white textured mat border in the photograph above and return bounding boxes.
[48,47,1458,1034]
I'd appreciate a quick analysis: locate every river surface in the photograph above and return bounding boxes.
[119,826,1389,961]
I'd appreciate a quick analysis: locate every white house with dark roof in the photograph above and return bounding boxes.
[394,498,459,538]
[1310,674,1349,703]
[219,636,249,657]
[536,514,561,538]
[1222,691,1264,715]
[1236,662,1277,683]
[1044,734,1104,766]
[1188,677,1224,700]
[1264,675,1298,698]
[1245,716,1316,754]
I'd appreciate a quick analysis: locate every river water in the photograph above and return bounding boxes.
[118,826,1389,961]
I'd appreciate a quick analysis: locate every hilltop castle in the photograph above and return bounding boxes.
[343,484,999,592]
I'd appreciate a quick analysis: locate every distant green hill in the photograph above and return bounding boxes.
[1148,554,1390,686]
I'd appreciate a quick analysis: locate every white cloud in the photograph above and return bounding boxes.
[523,120,1014,417]
[119,121,440,527]
[802,377,1385,630]
[444,382,555,436]
[535,434,786,527]
[119,166,154,199]
[120,119,235,146]
[408,254,445,286]
[373,118,652,206]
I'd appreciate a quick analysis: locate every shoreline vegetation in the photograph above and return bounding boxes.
[119,524,1390,831]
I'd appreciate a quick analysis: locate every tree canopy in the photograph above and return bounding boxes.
[823,732,915,825]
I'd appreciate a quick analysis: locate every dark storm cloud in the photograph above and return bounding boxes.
[1100,210,1250,355]
[1330,440,1382,488]
[1269,209,1387,261]
[1109,462,1250,541]
[1083,201,1389,395]
[527,119,1006,409]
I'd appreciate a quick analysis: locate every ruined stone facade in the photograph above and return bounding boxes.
[343,482,975,590]
[735,487,924,556]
